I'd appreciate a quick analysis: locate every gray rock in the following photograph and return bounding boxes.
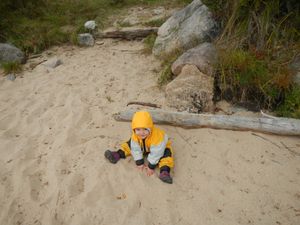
[0,43,25,64]
[78,33,95,46]
[84,20,96,30]
[166,64,214,113]
[171,42,217,76]
[6,73,16,81]
[153,7,165,15]
[153,0,218,57]
[42,57,63,68]
[121,15,139,26]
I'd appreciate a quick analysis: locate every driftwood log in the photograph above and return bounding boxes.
[96,27,158,40]
[114,109,300,136]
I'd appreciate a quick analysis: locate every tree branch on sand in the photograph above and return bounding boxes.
[114,109,300,136]
[96,27,158,40]
[126,101,161,108]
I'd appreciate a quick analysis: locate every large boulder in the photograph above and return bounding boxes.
[166,64,214,113]
[0,43,25,64]
[153,0,218,57]
[171,42,217,76]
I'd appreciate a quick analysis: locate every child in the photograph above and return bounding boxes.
[104,110,174,184]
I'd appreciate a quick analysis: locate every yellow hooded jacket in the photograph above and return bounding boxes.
[129,111,173,168]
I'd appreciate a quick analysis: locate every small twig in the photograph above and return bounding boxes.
[56,191,61,206]
[175,127,194,150]
[28,54,42,59]
[214,107,233,115]
[29,60,47,69]
[251,133,281,149]
[111,48,140,52]
[260,110,278,119]
[280,141,300,156]
[127,101,161,108]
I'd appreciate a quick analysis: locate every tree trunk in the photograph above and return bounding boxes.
[114,109,300,136]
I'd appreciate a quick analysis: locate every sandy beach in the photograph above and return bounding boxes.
[0,39,300,225]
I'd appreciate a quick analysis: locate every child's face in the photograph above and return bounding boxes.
[135,128,150,139]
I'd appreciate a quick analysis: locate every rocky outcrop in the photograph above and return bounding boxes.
[0,43,26,64]
[171,42,217,76]
[165,64,214,113]
[153,0,218,57]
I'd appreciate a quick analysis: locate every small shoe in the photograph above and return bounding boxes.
[159,171,173,184]
[104,150,120,164]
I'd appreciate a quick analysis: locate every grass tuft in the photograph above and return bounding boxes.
[142,34,157,55]
[1,62,22,75]
[157,48,183,86]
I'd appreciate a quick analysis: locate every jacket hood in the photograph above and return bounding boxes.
[131,111,153,132]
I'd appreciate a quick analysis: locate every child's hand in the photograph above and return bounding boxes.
[136,164,145,171]
[145,167,155,176]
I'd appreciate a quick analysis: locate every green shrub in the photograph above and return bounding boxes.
[216,47,295,109]
[158,64,173,86]
[0,0,192,54]
[158,48,183,86]
[1,62,22,74]
[206,0,299,117]
[142,34,157,55]
[143,18,166,27]
[276,86,300,118]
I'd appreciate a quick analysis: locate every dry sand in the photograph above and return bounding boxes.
[0,39,300,225]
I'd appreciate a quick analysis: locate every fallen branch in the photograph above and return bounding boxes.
[29,60,47,70]
[28,54,42,59]
[260,110,278,119]
[96,27,158,40]
[114,109,300,136]
[127,101,161,108]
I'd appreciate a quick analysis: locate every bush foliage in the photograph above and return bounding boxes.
[0,0,188,54]
[203,0,300,118]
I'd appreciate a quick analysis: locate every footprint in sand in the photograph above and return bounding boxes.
[68,173,85,198]
[6,199,25,225]
[28,170,48,202]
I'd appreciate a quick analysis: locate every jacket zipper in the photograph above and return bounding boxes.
[142,139,146,153]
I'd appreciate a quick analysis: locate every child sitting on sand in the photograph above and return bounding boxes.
[104,110,174,184]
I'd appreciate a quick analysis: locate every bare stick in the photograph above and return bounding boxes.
[280,141,300,156]
[126,101,161,108]
[251,133,281,149]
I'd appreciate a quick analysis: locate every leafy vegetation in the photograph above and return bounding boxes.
[142,34,157,55]
[143,17,167,27]
[276,86,300,118]
[158,48,183,86]
[203,0,300,118]
[0,0,189,55]
[1,62,22,75]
